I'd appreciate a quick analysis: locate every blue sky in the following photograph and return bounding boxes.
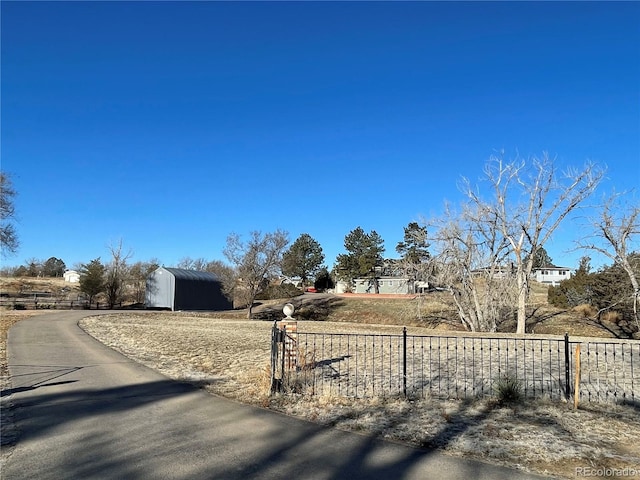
[2,1,639,271]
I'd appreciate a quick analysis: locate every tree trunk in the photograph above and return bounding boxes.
[516,269,528,334]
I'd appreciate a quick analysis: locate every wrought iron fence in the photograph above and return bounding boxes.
[270,323,639,405]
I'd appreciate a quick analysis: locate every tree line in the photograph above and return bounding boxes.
[1,153,638,333]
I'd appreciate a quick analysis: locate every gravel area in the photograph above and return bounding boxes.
[78,312,640,480]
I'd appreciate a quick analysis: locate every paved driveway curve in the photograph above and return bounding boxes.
[3,311,551,480]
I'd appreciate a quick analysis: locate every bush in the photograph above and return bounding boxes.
[493,373,523,405]
[573,304,597,318]
[600,310,622,323]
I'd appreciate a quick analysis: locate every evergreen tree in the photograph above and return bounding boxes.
[396,222,431,283]
[314,267,334,291]
[396,222,430,264]
[80,258,106,305]
[548,256,593,308]
[335,227,385,293]
[525,246,554,269]
[43,257,66,277]
[590,253,639,318]
[281,233,325,287]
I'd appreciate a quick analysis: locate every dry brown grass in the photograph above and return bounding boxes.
[77,312,640,480]
[3,279,638,479]
[574,304,598,318]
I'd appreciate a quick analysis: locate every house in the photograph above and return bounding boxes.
[279,276,302,288]
[63,270,80,283]
[532,265,572,286]
[472,263,573,286]
[336,276,427,295]
[335,259,430,295]
[355,276,412,294]
[471,266,513,278]
[145,267,232,311]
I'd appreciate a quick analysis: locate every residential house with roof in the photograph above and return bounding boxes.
[531,264,572,286]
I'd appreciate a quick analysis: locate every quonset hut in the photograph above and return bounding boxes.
[145,267,232,311]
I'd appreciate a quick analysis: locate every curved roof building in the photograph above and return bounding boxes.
[145,267,232,311]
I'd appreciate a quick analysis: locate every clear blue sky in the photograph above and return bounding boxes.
[2,1,639,271]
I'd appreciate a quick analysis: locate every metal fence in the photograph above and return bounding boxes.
[271,324,639,405]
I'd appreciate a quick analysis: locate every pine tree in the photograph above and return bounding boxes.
[335,227,385,293]
[281,233,325,287]
[80,258,105,305]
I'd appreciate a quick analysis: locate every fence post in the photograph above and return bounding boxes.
[270,320,278,394]
[574,344,581,410]
[403,327,407,398]
[564,332,571,400]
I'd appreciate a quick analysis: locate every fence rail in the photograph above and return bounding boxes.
[0,298,125,310]
[271,324,639,405]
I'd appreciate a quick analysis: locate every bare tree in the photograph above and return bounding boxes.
[0,172,19,256]
[204,259,235,303]
[104,240,133,308]
[575,193,640,330]
[176,256,209,271]
[430,152,604,333]
[129,258,161,304]
[428,202,517,332]
[223,230,289,319]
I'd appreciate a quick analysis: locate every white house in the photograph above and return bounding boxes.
[531,265,572,286]
[63,270,80,283]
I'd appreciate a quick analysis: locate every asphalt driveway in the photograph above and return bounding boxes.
[2,311,551,480]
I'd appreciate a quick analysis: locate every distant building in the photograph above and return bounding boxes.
[63,270,80,283]
[532,265,572,286]
[335,277,428,295]
[145,267,232,311]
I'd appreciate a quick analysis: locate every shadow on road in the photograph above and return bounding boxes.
[1,374,537,480]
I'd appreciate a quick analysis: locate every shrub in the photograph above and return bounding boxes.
[600,311,622,323]
[493,373,523,405]
[573,304,597,318]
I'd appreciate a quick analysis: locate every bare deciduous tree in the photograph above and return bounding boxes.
[176,256,209,271]
[430,152,604,333]
[428,202,517,332]
[575,193,640,330]
[204,259,236,303]
[104,239,133,308]
[130,258,161,304]
[0,172,19,256]
[223,230,289,319]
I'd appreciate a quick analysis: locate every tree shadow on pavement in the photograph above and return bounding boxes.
[1,374,545,480]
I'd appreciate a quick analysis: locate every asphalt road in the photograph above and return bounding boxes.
[3,311,552,480]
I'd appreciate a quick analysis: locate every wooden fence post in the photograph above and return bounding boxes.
[574,344,581,410]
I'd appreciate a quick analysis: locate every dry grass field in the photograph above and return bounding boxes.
[2,278,639,479]
[77,311,640,480]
